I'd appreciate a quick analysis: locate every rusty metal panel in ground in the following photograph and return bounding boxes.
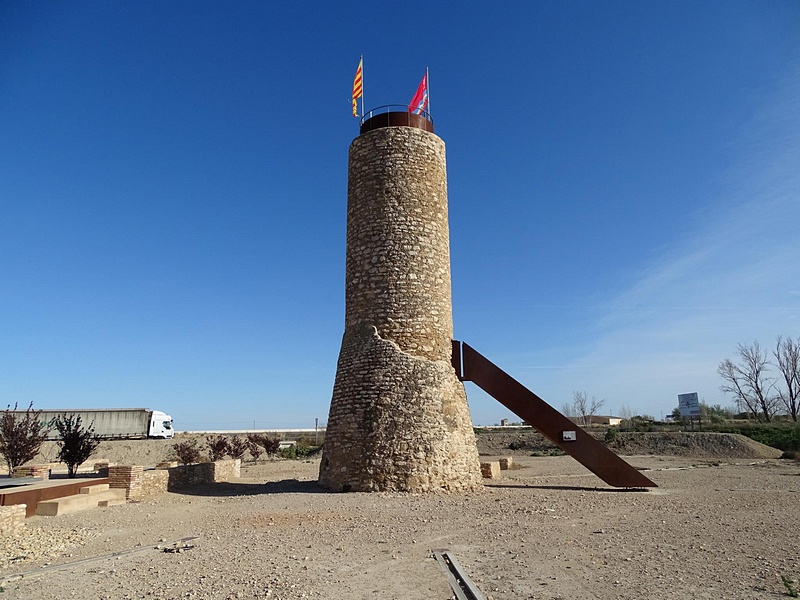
[452,340,656,488]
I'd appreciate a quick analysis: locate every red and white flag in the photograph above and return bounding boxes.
[408,71,428,115]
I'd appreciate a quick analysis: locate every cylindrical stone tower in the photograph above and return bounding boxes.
[319,110,483,493]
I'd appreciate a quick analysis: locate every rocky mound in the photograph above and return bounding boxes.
[475,429,782,459]
[610,431,782,459]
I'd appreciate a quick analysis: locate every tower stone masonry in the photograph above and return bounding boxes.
[318,115,483,493]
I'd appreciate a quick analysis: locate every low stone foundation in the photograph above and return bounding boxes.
[0,504,26,535]
[142,469,169,496]
[109,465,144,499]
[109,460,241,498]
[93,461,115,477]
[12,465,52,479]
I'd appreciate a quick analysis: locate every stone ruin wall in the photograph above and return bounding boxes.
[108,459,241,499]
[0,504,26,536]
[319,126,482,493]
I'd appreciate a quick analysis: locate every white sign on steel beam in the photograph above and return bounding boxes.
[678,392,700,417]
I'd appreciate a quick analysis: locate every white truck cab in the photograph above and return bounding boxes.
[149,411,174,438]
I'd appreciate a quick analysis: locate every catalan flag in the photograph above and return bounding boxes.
[408,71,428,115]
[352,57,363,117]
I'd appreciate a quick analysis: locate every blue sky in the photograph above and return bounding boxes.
[2,1,798,429]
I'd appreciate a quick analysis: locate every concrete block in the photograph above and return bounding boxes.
[36,494,94,516]
[97,493,127,508]
[480,461,501,479]
[80,484,110,494]
[36,489,126,516]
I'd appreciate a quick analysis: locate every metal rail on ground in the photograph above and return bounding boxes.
[432,549,488,600]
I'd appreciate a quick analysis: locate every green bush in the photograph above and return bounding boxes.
[604,428,619,446]
[277,443,318,460]
[711,424,800,451]
[278,446,297,459]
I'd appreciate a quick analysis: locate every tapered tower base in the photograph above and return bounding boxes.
[319,324,482,492]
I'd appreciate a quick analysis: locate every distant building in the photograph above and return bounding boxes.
[569,415,624,426]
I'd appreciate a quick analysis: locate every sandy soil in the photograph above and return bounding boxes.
[2,440,799,600]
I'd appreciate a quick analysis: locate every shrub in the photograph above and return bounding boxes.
[227,435,249,460]
[604,428,619,446]
[278,446,296,459]
[53,413,101,478]
[278,443,316,460]
[712,424,800,452]
[295,443,317,457]
[296,434,317,447]
[246,434,264,461]
[0,403,51,477]
[205,435,230,461]
[529,448,566,457]
[259,435,281,457]
[172,439,201,465]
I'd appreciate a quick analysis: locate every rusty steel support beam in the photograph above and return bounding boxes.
[452,340,656,488]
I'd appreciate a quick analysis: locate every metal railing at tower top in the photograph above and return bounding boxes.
[359,105,434,134]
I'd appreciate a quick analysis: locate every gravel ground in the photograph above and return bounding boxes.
[2,451,799,600]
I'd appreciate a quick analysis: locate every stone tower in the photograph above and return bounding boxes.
[318,110,483,493]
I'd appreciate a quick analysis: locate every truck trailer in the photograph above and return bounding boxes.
[7,408,174,440]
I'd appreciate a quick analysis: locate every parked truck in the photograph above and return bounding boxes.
[7,408,174,440]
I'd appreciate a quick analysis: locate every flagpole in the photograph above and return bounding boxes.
[360,55,364,119]
[426,66,430,117]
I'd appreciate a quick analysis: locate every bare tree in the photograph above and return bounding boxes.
[618,404,634,422]
[560,402,575,418]
[773,336,800,422]
[571,391,605,426]
[718,341,779,422]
